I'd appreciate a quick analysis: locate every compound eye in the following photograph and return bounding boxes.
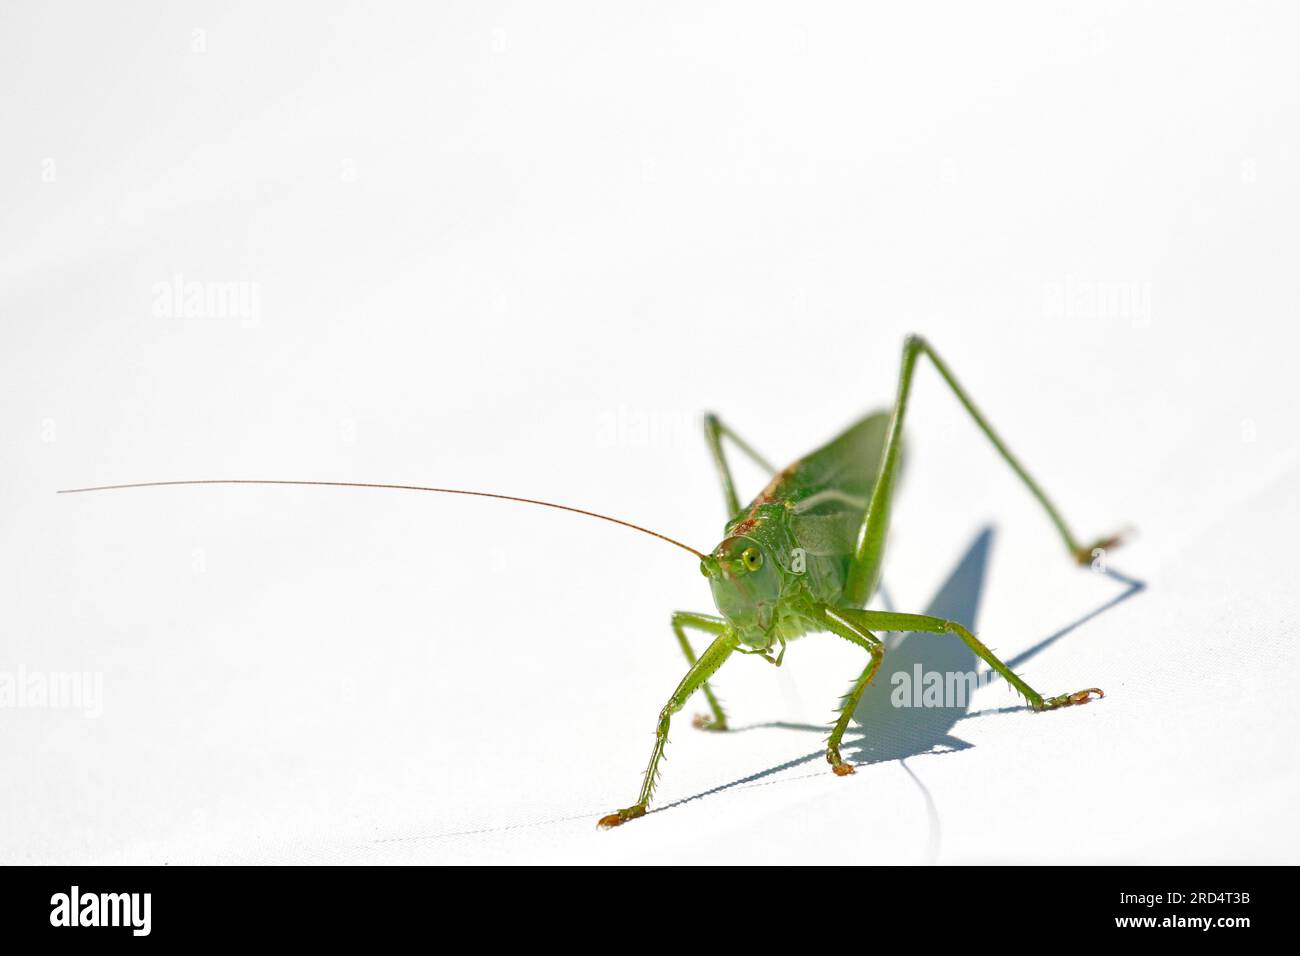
[741,546,763,572]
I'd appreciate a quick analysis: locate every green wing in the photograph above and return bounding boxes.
[746,411,896,562]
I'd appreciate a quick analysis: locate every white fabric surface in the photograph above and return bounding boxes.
[2,2,1297,864]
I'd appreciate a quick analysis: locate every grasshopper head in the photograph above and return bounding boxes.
[701,535,783,641]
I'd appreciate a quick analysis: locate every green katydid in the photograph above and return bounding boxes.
[59,335,1123,829]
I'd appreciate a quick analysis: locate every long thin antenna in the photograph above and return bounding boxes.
[56,479,707,560]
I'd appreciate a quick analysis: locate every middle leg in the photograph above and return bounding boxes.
[833,608,1102,710]
[671,610,730,731]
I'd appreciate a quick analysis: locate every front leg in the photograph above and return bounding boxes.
[819,606,885,776]
[598,630,740,828]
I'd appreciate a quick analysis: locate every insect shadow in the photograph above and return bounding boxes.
[842,525,997,766]
[655,526,1144,817]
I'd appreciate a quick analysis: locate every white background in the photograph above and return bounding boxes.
[2,2,1297,864]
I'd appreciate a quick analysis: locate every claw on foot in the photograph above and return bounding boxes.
[1040,687,1105,710]
[692,713,728,732]
[1073,530,1131,566]
[597,805,646,829]
[826,749,856,776]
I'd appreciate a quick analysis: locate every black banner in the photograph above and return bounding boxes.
[0,865,1283,943]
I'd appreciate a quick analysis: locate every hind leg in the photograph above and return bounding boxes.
[702,413,777,518]
[845,335,1126,605]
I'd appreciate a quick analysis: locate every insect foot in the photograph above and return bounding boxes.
[1072,531,1128,566]
[692,713,728,732]
[1038,687,1105,710]
[597,805,647,829]
[826,748,856,776]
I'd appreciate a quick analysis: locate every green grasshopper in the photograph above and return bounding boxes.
[60,336,1122,829]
